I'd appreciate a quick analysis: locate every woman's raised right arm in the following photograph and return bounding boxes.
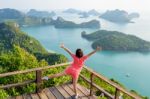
[60,43,73,56]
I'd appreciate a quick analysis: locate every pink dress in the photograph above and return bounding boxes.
[64,54,88,79]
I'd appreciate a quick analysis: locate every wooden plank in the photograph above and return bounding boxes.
[77,84,97,99]
[43,88,56,99]
[49,86,64,99]
[69,84,89,99]
[0,80,35,89]
[38,92,48,99]
[77,84,90,96]
[88,96,97,99]
[7,97,15,99]
[30,93,40,99]
[80,97,88,99]
[55,85,72,99]
[68,84,88,99]
[61,84,75,97]
[22,94,32,99]
[16,95,23,99]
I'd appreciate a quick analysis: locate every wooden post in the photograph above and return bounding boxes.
[36,70,42,93]
[114,88,120,99]
[71,77,73,83]
[90,73,94,96]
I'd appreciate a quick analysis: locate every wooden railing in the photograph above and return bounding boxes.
[0,62,141,99]
[80,66,141,99]
[0,62,71,93]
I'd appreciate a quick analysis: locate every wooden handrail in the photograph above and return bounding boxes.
[0,62,71,93]
[0,80,35,89]
[0,62,141,99]
[0,62,71,78]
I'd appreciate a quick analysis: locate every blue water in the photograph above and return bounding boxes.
[21,12,150,97]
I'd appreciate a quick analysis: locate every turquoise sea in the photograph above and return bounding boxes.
[21,12,150,97]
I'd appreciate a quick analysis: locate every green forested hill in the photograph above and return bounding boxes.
[82,30,150,52]
[0,22,68,64]
[0,22,69,98]
[0,8,25,20]
[0,22,47,53]
[0,8,54,26]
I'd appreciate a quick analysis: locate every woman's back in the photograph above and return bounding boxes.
[71,54,88,69]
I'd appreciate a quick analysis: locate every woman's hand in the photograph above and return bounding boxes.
[86,46,102,57]
[60,43,65,48]
[60,43,73,55]
[96,46,102,51]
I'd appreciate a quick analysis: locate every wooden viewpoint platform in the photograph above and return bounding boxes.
[9,83,96,99]
[0,62,141,99]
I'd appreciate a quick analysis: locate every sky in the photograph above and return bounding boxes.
[0,0,149,12]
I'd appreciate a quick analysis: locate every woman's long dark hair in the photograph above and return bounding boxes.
[76,49,83,58]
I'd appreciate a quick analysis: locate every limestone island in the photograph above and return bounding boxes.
[52,17,100,28]
[82,30,150,52]
[100,9,140,23]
